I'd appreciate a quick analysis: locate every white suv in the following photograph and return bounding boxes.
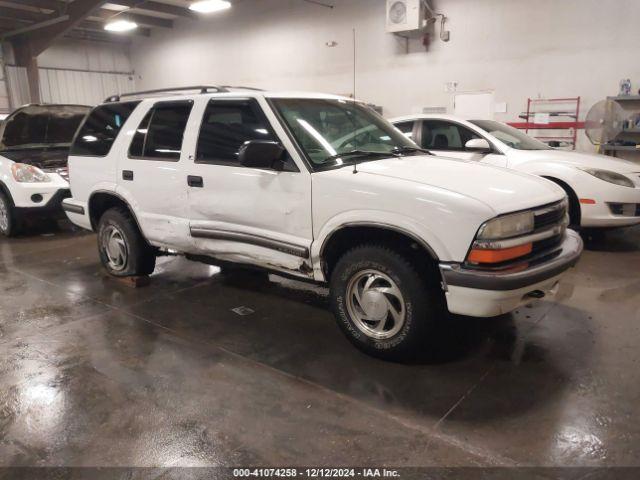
[0,104,90,236]
[63,87,583,360]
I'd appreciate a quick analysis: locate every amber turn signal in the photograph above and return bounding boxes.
[468,243,533,264]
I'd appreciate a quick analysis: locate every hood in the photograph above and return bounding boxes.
[355,155,564,214]
[515,149,640,174]
[0,146,70,170]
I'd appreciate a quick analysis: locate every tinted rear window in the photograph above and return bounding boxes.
[129,101,193,161]
[71,102,140,157]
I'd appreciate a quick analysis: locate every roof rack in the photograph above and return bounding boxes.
[219,86,265,92]
[104,85,264,103]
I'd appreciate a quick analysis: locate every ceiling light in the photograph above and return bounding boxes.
[104,18,138,32]
[189,0,232,14]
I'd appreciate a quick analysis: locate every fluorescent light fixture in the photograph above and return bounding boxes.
[104,18,138,32]
[189,0,232,13]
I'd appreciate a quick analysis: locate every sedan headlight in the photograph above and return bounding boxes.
[579,168,634,188]
[11,163,50,183]
[477,211,535,240]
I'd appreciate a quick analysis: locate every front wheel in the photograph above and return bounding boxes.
[329,245,442,361]
[0,192,20,237]
[97,208,156,277]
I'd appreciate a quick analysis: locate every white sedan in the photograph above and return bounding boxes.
[390,114,640,229]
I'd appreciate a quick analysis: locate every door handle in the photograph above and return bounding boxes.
[187,175,203,188]
[122,170,134,181]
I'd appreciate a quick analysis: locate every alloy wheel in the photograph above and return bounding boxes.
[346,269,406,340]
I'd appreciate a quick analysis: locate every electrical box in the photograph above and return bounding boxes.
[386,0,426,34]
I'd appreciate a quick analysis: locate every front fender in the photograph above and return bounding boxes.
[311,210,454,282]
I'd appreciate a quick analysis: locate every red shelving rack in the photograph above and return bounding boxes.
[508,97,584,150]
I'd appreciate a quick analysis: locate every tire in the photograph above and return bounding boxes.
[329,244,442,361]
[97,207,156,277]
[544,177,580,229]
[0,191,20,237]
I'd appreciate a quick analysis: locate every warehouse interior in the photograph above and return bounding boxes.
[0,1,639,478]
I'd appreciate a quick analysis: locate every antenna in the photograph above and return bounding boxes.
[352,27,358,174]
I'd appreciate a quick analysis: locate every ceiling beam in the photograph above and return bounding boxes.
[0,17,29,29]
[0,5,49,23]
[90,9,173,28]
[66,28,132,44]
[110,0,197,19]
[2,14,69,38]
[12,0,109,58]
[0,0,67,12]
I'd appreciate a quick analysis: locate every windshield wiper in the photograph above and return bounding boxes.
[321,150,393,164]
[391,146,433,156]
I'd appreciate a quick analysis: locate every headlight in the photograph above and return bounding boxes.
[477,211,535,240]
[579,168,634,188]
[11,163,50,183]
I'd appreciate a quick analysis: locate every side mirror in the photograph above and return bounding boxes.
[239,140,286,170]
[465,138,492,154]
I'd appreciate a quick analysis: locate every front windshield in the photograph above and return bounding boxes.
[469,120,551,151]
[1,105,90,150]
[271,98,422,170]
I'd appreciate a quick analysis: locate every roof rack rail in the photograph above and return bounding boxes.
[104,85,230,103]
[219,86,265,92]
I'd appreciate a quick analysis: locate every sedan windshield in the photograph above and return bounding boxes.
[469,120,551,151]
[1,105,91,150]
[271,98,423,170]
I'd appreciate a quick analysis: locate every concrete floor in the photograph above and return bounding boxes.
[0,223,639,469]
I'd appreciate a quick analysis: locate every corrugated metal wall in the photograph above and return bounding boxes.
[5,66,135,108]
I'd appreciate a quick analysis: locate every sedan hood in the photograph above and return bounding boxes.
[355,155,564,214]
[515,149,640,174]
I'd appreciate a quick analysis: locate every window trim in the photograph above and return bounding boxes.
[193,97,298,172]
[70,100,141,158]
[127,99,194,163]
[418,119,503,155]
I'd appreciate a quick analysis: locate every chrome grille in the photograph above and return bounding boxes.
[531,200,568,255]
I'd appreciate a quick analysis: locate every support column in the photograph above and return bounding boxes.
[25,56,41,103]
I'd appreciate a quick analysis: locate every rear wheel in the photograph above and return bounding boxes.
[97,208,156,277]
[0,192,20,237]
[329,245,442,361]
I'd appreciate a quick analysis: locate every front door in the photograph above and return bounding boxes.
[419,120,508,167]
[184,97,313,276]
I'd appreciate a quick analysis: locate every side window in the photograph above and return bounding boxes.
[196,99,282,167]
[129,101,193,161]
[421,120,481,151]
[394,121,415,139]
[71,101,140,157]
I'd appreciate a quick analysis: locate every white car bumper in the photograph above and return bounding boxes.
[9,174,70,214]
[440,229,583,317]
[578,181,640,228]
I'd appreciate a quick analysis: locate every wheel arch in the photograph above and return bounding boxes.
[88,190,144,233]
[318,222,442,282]
[541,176,581,226]
[0,180,15,207]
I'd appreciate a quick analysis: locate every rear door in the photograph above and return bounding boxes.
[183,96,313,275]
[419,119,507,167]
[116,99,195,251]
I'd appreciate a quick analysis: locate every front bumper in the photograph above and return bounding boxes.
[439,229,583,317]
[578,181,640,228]
[14,188,71,218]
